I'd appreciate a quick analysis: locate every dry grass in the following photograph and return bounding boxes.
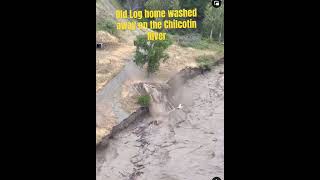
[96,127,109,144]
[96,103,117,144]
[96,31,135,92]
[152,44,219,82]
[119,80,142,113]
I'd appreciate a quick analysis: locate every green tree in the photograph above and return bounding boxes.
[203,3,224,42]
[144,0,179,10]
[122,0,148,10]
[134,35,172,76]
[181,0,209,22]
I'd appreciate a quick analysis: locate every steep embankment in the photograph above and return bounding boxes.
[97,62,224,180]
[96,0,152,144]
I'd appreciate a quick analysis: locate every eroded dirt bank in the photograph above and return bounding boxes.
[96,64,224,180]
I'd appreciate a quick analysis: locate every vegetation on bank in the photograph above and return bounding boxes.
[172,33,223,52]
[137,95,151,107]
[118,0,224,42]
[97,0,224,76]
[96,18,118,36]
[134,35,172,76]
[97,0,224,49]
[196,55,216,70]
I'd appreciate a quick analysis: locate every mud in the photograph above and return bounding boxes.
[97,107,149,149]
[96,64,224,180]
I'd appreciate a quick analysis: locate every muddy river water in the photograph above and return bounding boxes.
[96,64,224,180]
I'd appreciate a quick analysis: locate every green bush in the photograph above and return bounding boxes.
[176,33,224,52]
[196,55,216,69]
[137,95,151,107]
[180,39,210,50]
[176,34,209,49]
[134,35,172,76]
[96,19,118,36]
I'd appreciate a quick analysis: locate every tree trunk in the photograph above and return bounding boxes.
[219,22,223,42]
[128,0,132,10]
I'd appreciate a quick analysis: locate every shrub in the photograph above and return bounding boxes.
[96,18,118,36]
[196,55,216,70]
[137,95,151,107]
[176,33,224,51]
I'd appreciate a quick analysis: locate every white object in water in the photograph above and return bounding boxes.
[177,104,183,109]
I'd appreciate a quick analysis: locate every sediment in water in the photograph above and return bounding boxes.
[96,57,224,149]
